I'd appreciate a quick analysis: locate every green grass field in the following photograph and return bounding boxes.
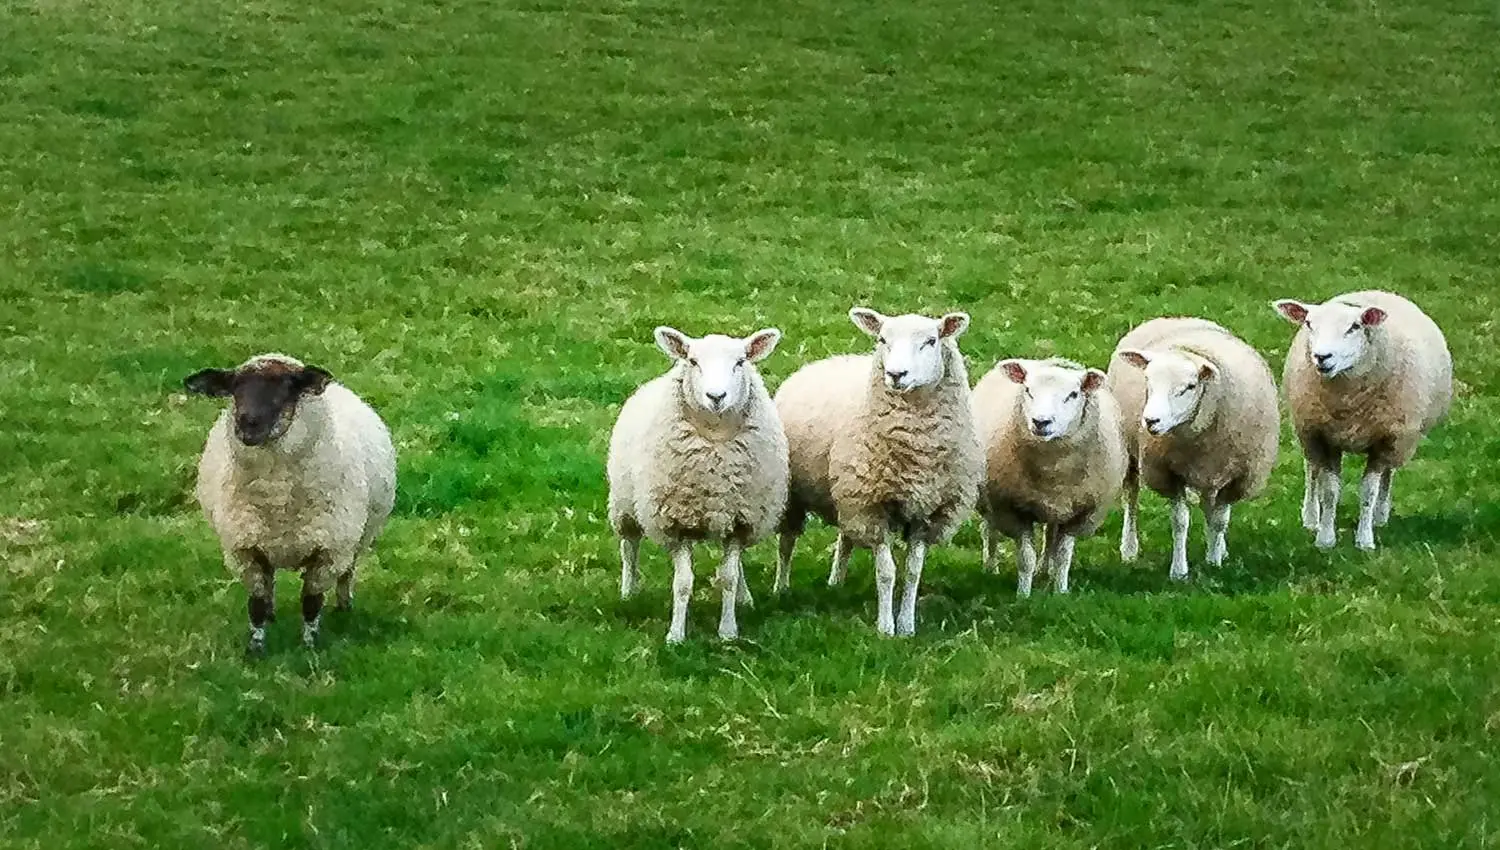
[3,0,1499,846]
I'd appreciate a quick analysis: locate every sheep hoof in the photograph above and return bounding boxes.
[1169,567,1190,582]
[718,627,739,641]
[1354,535,1376,552]
[665,630,686,645]
[1314,533,1336,550]
[245,641,267,660]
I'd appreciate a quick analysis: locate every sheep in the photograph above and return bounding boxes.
[973,357,1127,596]
[1106,318,1279,581]
[774,308,982,636]
[606,326,788,644]
[1271,290,1453,551]
[185,353,397,655]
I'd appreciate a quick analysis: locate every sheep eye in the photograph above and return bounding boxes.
[877,337,887,346]
[1180,383,1197,395]
[735,358,746,368]
[688,358,698,367]
[1347,322,1361,334]
[922,337,937,348]
[1066,391,1079,401]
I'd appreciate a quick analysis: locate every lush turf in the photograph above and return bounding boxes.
[3,0,1499,846]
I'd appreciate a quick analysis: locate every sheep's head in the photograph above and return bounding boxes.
[1116,348,1216,436]
[850,307,969,393]
[655,326,781,416]
[184,354,332,446]
[1273,298,1387,379]
[998,358,1106,441]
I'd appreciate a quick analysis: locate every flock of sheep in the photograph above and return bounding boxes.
[181,290,1451,653]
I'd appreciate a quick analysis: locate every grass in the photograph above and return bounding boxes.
[2,0,1499,845]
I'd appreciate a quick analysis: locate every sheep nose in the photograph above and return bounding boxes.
[1143,416,1161,431]
[706,391,726,406]
[1313,352,1333,365]
[1031,417,1053,432]
[886,369,908,382]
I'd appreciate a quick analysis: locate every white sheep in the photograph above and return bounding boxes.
[1271,290,1452,551]
[606,326,788,644]
[774,308,982,636]
[973,358,1127,596]
[185,353,397,655]
[1107,318,1279,581]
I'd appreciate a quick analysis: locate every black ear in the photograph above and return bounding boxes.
[294,365,333,396]
[183,368,234,397]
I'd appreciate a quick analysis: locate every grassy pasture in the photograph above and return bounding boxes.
[2,0,1499,846]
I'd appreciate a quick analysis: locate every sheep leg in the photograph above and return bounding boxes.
[1046,527,1076,594]
[896,539,926,637]
[981,522,998,574]
[828,532,853,587]
[873,538,897,636]
[1015,526,1038,597]
[1375,469,1394,526]
[300,550,345,649]
[236,548,275,657]
[1355,466,1382,551]
[1168,496,1191,581]
[619,536,642,600]
[667,544,694,644]
[1315,460,1341,550]
[1300,459,1320,531]
[1204,493,1231,566]
[736,565,754,608]
[775,532,797,594]
[718,544,743,641]
[335,570,356,611]
[1120,465,1140,562]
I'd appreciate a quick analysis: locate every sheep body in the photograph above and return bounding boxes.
[974,358,1127,595]
[1108,318,1279,579]
[608,374,787,547]
[1275,290,1452,549]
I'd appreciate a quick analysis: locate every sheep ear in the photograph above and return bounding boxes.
[1197,362,1219,382]
[295,365,333,396]
[1273,299,1310,325]
[938,312,970,339]
[848,307,886,337]
[1117,349,1151,370]
[1081,369,1107,393]
[184,368,234,397]
[998,359,1027,384]
[654,326,692,360]
[1360,306,1387,327]
[743,328,781,362]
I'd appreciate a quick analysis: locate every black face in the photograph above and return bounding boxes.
[184,361,333,446]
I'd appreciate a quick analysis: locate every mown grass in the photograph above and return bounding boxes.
[3,0,1499,846]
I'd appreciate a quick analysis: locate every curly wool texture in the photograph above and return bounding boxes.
[195,364,397,593]
[778,347,982,547]
[1109,318,1280,502]
[973,361,1127,538]
[607,366,789,547]
[1283,290,1452,468]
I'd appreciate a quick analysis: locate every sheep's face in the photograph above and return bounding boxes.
[184,357,333,447]
[850,307,969,392]
[999,359,1106,441]
[1273,299,1388,378]
[1117,349,1216,436]
[655,326,781,416]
